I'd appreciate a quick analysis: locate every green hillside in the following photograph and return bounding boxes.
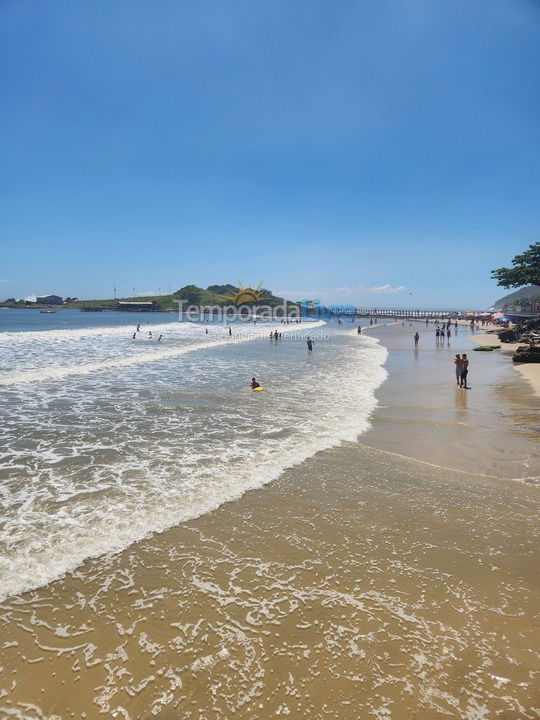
[2,284,297,311]
[65,284,295,311]
[493,285,540,309]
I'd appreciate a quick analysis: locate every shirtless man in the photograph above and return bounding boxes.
[460,354,469,388]
[454,354,462,385]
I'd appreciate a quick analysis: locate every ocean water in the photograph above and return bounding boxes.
[0,310,387,599]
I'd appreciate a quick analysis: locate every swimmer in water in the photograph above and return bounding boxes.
[158,334,163,342]
[251,377,260,389]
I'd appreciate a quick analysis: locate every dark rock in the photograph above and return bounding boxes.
[512,345,540,363]
[498,328,516,343]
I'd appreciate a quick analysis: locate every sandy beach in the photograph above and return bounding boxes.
[3,1,539,717]
[470,330,540,399]
[1,322,538,719]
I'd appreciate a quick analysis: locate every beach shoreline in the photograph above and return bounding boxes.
[1,321,538,719]
[470,330,540,399]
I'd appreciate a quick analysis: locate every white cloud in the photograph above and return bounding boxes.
[339,284,406,294]
[276,284,406,301]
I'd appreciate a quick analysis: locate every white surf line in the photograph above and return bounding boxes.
[355,442,539,485]
[0,320,182,344]
[347,321,401,336]
[0,321,326,387]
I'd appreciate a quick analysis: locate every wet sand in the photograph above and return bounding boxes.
[361,322,539,480]
[1,323,539,719]
[470,330,540,399]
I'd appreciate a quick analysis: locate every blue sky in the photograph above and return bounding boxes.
[1,0,539,309]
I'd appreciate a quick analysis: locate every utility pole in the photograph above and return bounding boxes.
[132,287,135,298]
[113,286,116,300]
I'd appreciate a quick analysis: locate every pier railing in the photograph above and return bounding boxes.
[305,308,465,319]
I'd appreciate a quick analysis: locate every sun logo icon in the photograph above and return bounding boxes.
[222,281,271,306]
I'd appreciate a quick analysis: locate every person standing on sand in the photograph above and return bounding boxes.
[460,354,469,388]
[454,354,462,385]
[447,328,451,341]
[414,332,419,346]
[436,328,440,341]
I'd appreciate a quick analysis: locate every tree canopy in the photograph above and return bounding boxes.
[174,285,204,304]
[491,243,540,288]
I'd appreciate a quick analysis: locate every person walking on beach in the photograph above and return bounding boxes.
[306,337,314,351]
[454,354,462,385]
[447,328,451,341]
[460,354,469,388]
[436,328,440,341]
[414,332,419,346]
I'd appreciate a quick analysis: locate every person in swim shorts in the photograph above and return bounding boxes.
[454,354,462,385]
[460,354,469,388]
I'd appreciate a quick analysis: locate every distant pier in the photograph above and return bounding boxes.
[306,307,464,320]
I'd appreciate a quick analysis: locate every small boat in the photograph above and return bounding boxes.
[40,309,57,314]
